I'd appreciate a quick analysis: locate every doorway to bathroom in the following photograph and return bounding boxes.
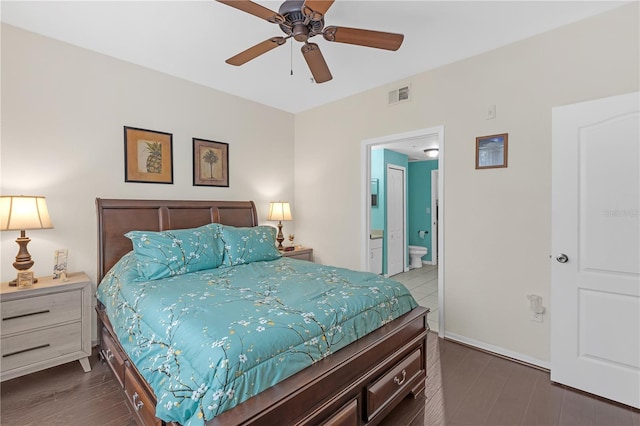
[361,126,445,336]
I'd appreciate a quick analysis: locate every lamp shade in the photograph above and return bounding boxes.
[0,196,53,231]
[267,202,292,221]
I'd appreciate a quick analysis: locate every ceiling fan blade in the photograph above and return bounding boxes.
[323,26,404,51]
[302,0,335,20]
[301,43,332,83]
[216,0,284,24]
[226,37,287,66]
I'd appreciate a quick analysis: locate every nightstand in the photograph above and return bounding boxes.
[281,247,313,262]
[0,272,92,381]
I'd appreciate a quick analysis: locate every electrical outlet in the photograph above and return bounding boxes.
[527,294,544,322]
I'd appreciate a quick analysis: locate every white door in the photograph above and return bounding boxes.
[387,165,405,276]
[551,92,639,408]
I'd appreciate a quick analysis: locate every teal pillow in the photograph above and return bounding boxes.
[219,225,282,266]
[126,224,224,280]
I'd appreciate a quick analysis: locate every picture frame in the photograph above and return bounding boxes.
[124,126,173,184]
[193,138,229,187]
[476,133,508,169]
[53,248,68,280]
[17,271,34,289]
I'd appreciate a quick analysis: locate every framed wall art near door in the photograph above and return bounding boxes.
[124,126,173,184]
[193,138,229,187]
[476,133,508,169]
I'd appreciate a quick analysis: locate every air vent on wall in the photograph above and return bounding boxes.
[388,85,411,105]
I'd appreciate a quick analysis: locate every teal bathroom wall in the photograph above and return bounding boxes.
[370,148,409,274]
[371,149,385,231]
[408,159,439,262]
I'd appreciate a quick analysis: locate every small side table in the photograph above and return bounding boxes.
[0,271,93,381]
[281,247,313,262]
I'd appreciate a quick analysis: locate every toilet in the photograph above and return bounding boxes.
[408,245,428,269]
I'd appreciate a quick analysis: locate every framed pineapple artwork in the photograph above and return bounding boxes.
[193,138,229,187]
[124,126,173,184]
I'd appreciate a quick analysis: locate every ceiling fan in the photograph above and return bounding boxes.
[216,0,404,83]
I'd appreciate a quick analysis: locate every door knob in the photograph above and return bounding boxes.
[556,253,569,263]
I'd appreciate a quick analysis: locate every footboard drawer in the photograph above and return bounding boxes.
[366,347,423,420]
[124,362,161,426]
[100,326,126,387]
[320,398,359,426]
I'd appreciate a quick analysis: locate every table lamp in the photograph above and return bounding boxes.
[267,201,292,250]
[0,195,54,285]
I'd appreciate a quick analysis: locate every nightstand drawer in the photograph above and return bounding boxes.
[282,247,313,262]
[1,290,81,335]
[1,322,82,371]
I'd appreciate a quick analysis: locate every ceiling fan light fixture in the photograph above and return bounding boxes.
[424,148,439,158]
[292,23,310,42]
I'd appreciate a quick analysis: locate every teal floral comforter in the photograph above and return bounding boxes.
[97,253,418,425]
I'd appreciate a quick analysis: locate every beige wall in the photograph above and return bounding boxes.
[1,4,638,362]
[294,3,639,363]
[1,24,295,288]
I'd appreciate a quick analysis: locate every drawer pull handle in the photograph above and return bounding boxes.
[3,310,50,321]
[132,392,144,411]
[393,369,407,386]
[3,344,50,358]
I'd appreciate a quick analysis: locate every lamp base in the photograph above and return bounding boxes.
[10,232,36,286]
[276,221,285,250]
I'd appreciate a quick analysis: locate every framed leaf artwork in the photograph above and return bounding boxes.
[193,138,229,187]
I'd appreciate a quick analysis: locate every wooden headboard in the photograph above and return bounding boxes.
[96,198,258,282]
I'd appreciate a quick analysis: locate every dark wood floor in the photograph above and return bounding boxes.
[0,353,136,426]
[2,334,638,425]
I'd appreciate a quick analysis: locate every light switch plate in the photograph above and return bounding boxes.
[486,104,496,120]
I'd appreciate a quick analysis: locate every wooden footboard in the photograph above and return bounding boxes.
[98,304,429,426]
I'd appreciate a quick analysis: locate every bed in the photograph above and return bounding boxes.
[95,198,429,426]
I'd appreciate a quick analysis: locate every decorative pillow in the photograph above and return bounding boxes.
[219,225,281,266]
[125,224,224,280]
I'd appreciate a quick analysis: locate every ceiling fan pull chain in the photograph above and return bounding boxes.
[290,41,294,76]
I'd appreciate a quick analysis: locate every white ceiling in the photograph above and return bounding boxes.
[373,132,441,162]
[2,1,627,117]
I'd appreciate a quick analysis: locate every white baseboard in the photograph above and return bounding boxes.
[443,331,550,370]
